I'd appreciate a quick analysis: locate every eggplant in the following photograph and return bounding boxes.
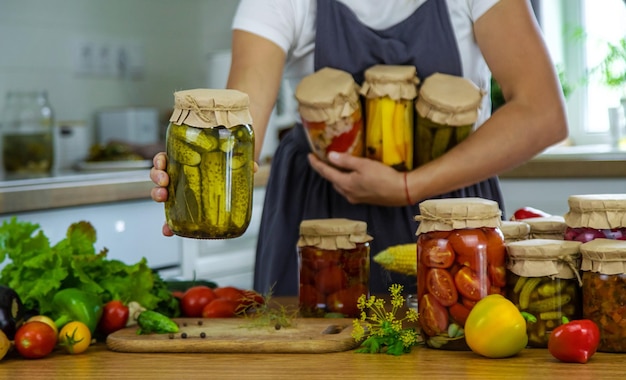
[0,285,25,339]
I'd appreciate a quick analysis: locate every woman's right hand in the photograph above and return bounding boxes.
[150,152,174,236]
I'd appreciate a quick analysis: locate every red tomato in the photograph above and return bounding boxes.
[14,321,57,359]
[448,303,471,326]
[488,264,507,288]
[327,119,361,153]
[240,289,265,309]
[202,298,239,318]
[181,286,217,317]
[423,230,452,240]
[484,228,506,267]
[425,268,458,306]
[299,284,325,308]
[448,229,488,269]
[326,284,367,317]
[420,238,455,268]
[314,266,347,295]
[213,286,245,303]
[300,248,341,271]
[342,254,368,276]
[300,264,316,285]
[98,300,130,336]
[454,266,488,302]
[418,293,448,336]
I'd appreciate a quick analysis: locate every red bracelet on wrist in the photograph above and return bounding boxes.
[404,172,413,205]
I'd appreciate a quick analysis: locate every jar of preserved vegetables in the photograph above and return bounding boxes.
[295,67,363,162]
[415,197,505,350]
[501,220,531,243]
[297,218,372,318]
[414,73,484,166]
[506,239,583,348]
[360,65,419,171]
[165,88,254,239]
[524,216,567,240]
[580,238,626,352]
[564,194,626,242]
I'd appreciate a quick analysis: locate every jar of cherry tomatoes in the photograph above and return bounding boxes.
[506,239,583,348]
[415,197,505,350]
[295,67,363,162]
[297,218,372,318]
[525,216,567,240]
[564,194,626,242]
[580,238,626,352]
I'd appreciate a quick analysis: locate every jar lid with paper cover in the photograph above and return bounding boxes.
[563,194,626,243]
[523,216,567,240]
[500,220,531,243]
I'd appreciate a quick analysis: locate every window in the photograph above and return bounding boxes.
[538,0,626,146]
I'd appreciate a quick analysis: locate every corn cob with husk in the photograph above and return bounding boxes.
[373,243,417,276]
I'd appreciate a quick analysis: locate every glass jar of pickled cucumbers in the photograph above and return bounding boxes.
[297,218,372,318]
[295,67,363,162]
[414,73,484,166]
[506,239,583,348]
[564,194,626,243]
[360,65,419,171]
[165,88,254,239]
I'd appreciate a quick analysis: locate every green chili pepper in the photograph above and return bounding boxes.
[52,288,103,335]
[136,310,179,335]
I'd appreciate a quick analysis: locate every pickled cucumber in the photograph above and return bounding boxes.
[430,127,453,159]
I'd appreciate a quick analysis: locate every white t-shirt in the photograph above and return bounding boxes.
[232,0,500,125]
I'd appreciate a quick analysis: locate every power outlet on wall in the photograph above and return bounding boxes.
[72,37,144,79]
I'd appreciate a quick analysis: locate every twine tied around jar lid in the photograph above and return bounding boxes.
[580,238,626,275]
[506,239,583,286]
[297,218,373,250]
[169,88,253,129]
[414,197,502,234]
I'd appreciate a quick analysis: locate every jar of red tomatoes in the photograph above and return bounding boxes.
[564,194,626,242]
[580,238,626,352]
[295,67,363,162]
[415,197,506,350]
[297,218,372,318]
[506,239,583,348]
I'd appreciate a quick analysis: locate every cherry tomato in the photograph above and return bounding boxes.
[181,286,217,317]
[58,321,91,354]
[426,268,458,306]
[314,266,347,295]
[299,284,325,309]
[448,303,471,326]
[26,315,58,336]
[484,228,506,267]
[98,300,130,336]
[240,290,265,309]
[420,238,455,268]
[300,248,341,271]
[213,286,245,303]
[326,284,367,317]
[448,229,488,269]
[454,266,488,302]
[14,321,57,359]
[488,264,507,288]
[418,293,448,336]
[202,298,239,318]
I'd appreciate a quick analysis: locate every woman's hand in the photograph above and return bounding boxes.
[308,152,408,207]
[150,152,175,236]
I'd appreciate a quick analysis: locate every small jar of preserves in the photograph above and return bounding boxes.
[165,88,254,239]
[524,216,567,240]
[564,194,626,242]
[580,238,626,352]
[506,239,583,348]
[295,67,363,162]
[415,197,506,350]
[297,218,372,318]
[501,220,531,243]
[414,73,484,166]
[360,65,419,171]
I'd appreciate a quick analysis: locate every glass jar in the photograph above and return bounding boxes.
[564,194,626,243]
[360,65,419,171]
[506,239,583,347]
[501,220,531,243]
[580,238,626,353]
[1,90,55,177]
[297,218,372,318]
[524,216,567,240]
[415,197,506,350]
[165,88,254,239]
[414,73,484,166]
[295,67,364,162]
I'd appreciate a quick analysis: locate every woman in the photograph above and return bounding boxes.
[151,0,568,296]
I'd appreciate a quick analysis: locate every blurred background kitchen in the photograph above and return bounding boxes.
[0,0,624,290]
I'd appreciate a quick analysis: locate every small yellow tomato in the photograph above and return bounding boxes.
[58,321,92,354]
[27,315,59,336]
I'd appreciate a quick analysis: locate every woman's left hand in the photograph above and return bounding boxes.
[308,151,408,206]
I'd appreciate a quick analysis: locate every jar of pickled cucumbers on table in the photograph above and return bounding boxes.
[415,197,506,350]
[165,88,254,239]
[563,194,626,242]
[295,67,363,162]
[297,218,372,318]
[506,239,583,348]
[414,73,484,166]
[360,64,419,171]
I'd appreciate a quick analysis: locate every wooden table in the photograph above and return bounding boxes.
[0,342,623,379]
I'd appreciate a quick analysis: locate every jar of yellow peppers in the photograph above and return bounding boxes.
[360,65,419,171]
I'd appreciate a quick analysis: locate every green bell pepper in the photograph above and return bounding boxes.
[52,288,103,335]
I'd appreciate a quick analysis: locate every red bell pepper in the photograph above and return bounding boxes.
[510,206,551,221]
[548,318,600,364]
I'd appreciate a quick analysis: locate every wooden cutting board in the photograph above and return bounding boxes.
[106,317,360,354]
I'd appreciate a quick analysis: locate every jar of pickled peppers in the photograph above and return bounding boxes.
[563,194,626,242]
[360,64,419,171]
[506,239,583,348]
[295,67,363,162]
[297,218,372,318]
[580,238,626,352]
[415,197,506,350]
[524,216,567,240]
[414,73,484,166]
[165,88,254,239]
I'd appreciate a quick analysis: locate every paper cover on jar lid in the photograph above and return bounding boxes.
[580,238,626,275]
[169,88,253,129]
[360,65,420,100]
[297,218,373,250]
[564,194,626,230]
[414,197,502,234]
[506,239,582,280]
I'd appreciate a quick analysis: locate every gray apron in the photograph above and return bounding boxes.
[254,0,504,296]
